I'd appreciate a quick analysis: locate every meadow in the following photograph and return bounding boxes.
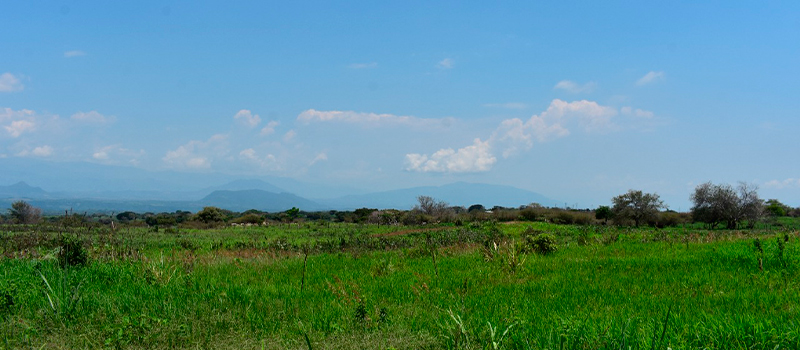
[1,220,799,349]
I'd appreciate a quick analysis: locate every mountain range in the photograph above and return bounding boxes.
[0,159,560,214]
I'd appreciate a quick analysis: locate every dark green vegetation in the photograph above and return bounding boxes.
[2,219,800,349]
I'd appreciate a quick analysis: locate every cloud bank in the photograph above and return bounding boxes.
[405,99,653,173]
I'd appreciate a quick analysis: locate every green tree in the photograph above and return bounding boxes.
[195,206,225,224]
[8,200,42,224]
[611,190,665,227]
[116,211,137,222]
[285,207,300,222]
[765,199,788,217]
[595,205,612,224]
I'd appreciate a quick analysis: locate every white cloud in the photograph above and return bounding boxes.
[406,138,495,173]
[4,120,36,137]
[765,178,800,189]
[233,109,261,128]
[71,111,114,123]
[310,152,328,165]
[482,102,528,109]
[18,145,53,157]
[348,62,378,69]
[239,148,279,170]
[554,80,597,94]
[511,99,618,137]
[437,58,454,69]
[621,106,654,118]
[636,71,665,86]
[404,99,629,173]
[32,145,53,157]
[297,109,454,128]
[0,73,24,92]
[92,151,109,160]
[163,134,228,170]
[283,130,296,142]
[260,120,280,136]
[92,144,145,164]
[64,50,86,58]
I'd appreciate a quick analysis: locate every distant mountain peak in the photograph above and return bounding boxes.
[0,181,48,198]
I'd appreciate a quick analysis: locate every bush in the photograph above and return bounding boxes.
[195,207,225,224]
[655,212,685,228]
[519,207,542,221]
[58,236,89,268]
[526,233,558,255]
[0,282,16,316]
[232,213,264,224]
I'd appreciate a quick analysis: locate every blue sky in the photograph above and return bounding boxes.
[1,1,799,208]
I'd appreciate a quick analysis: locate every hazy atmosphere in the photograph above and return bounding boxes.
[1,1,799,209]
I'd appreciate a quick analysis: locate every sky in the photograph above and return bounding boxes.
[1,1,799,209]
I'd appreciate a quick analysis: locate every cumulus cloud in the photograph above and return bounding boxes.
[621,106,654,118]
[260,120,280,136]
[765,178,800,189]
[71,111,114,123]
[297,109,454,129]
[239,148,279,170]
[4,120,36,137]
[0,73,24,92]
[437,58,454,69]
[554,80,597,94]
[405,138,495,173]
[348,62,377,69]
[482,102,528,109]
[233,109,261,128]
[163,134,228,170]
[283,130,296,142]
[64,50,86,58]
[17,145,53,157]
[406,99,637,173]
[636,71,665,86]
[92,144,145,164]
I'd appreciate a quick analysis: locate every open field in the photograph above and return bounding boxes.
[2,222,800,349]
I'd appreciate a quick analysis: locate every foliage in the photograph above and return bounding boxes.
[2,217,800,348]
[414,195,453,222]
[467,204,485,213]
[116,211,138,222]
[284,207,300,222]
[525,232,558,255]
[595,205,613,223]
[231,213,264,224]
[8,200,42,224]
[58,235,89,268]
[611,190,666,227]
[766,199,790,217]
[690,182,764,229]
[195,206,225,224]
[0,281,16,316]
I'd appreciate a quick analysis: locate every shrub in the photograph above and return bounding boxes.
[519,207,541,221]
[195,206,225,224]
[655,212,685,228]
[232,213,264,224]
[0,282,16,316]
[8,200,42,224]
[58,235,89,268]
[526,233,558,255]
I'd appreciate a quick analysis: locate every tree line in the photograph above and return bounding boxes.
[3,181,798,229]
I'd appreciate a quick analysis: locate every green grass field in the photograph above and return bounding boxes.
[1,222,799,349]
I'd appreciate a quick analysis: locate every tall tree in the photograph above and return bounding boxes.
[611,190,665,227]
